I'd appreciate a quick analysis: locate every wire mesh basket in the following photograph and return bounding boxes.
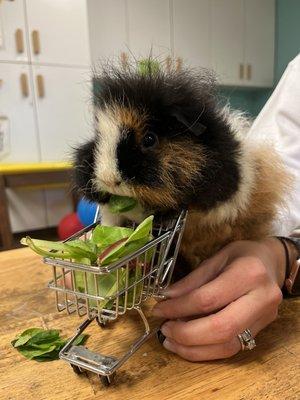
[42,209,187,386]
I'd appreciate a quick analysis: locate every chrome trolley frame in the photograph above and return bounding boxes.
[43,209,187,386]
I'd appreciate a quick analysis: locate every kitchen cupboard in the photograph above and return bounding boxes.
[26,0,90,66]
[172,0,211,70]
[0,0,29,63]
[0,0,91,233]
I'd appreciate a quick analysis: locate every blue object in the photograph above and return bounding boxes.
[77,198,98,227]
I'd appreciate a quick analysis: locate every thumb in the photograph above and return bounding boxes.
[162,247,229,299]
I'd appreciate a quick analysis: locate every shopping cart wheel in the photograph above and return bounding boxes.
[99,373,115,387]
[96,316,107,328]
[71,364,84,375]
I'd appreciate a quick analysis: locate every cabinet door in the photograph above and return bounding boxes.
[87,0,127,63]
[25,0,90,66]
[172,0,211,69]
[127,0,171,60]
[0,0,29,62]
[244,0,275,87]
[211,0,244,85]
[32,65,92,161]
[0,63,40,162]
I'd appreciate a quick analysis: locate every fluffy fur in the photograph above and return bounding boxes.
[73,62,290,274]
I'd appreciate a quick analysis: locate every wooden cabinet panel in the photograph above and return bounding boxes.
[25,0,90,66]
[172,0,211,69]
[0,0,29,62]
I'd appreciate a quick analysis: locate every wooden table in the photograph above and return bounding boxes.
[1,248,299,400]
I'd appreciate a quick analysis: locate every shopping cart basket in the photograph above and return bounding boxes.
[43,209,187,386]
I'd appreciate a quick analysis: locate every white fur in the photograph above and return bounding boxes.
[199,107,256,225]
[94,108,133,197]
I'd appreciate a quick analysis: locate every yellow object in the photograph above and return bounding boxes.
[0,162,72,174]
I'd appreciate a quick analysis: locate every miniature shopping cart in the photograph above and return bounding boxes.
[43,209,187,386]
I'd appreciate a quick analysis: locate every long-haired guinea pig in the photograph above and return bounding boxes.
[73,61,290,272]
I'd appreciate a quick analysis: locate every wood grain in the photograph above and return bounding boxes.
[0,248,299,400]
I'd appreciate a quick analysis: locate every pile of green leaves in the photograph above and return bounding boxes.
[11,328,88,362]
[21,215,153,266]
[21,216,154,311]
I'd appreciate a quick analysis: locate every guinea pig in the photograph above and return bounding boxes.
[73,61,290,271]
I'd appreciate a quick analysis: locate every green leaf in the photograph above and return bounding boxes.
[17,344,57,360]
[108,195,138,214]
[99,216,153,266]
[91,225,133,248]
[12,328,44,347]
[11,328,89,362]
[27,330,60,346]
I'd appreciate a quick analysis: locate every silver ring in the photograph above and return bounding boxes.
[237,329,256,351]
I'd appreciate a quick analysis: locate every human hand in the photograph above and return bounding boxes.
[152,238,287,361]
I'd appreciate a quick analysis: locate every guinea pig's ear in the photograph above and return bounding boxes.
[172,111,206,136]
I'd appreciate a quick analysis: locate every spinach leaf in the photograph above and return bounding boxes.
[108,195,138,214]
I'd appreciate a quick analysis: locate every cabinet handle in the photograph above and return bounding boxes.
[31,30,40,55]
[239,64,244,80]
[176,57,183,72]
[165,56,172,73]
[20,73,29,97]
[36,74,45,98]
[120,52,128,70]
[247,64,252,80]
[15,29,24,53]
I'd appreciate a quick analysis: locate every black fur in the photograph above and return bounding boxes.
[74,63,241,213]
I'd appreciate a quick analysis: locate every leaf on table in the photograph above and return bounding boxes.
[11,329,89,362]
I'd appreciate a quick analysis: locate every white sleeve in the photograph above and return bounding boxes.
[248,54,300,235]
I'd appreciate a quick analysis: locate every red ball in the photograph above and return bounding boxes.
[57,212,84,240]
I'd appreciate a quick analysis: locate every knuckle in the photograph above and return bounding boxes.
[244,256,268,284]
[211,316,236,342]
[222,340,240,358]
[172,324,191,345]
[195,289,217,313]
[268,286,283,306]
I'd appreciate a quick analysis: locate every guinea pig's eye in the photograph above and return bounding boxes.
[142,132,158,149]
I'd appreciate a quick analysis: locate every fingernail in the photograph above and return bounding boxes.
[152,307,164,317]
[160,324,170,337]
[163,339,175,352]
[157,330,166,344]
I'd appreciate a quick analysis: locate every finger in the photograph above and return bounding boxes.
[162,310,278,362]
[160,285,282,346]
[153,256,264,319]
[161,249,229,299]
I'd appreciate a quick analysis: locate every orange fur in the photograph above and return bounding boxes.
[180,145,292,269]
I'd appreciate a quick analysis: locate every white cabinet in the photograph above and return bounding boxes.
[244,0,275,87]
[211,0,275,87]
[211,0,245,86]
[31,65,92,161]
[87,0,128,61]
[0,63,40,162]
[172,0,211,69]
[25,0,90,66]
[127,0,171,60]
[0,0,29,62]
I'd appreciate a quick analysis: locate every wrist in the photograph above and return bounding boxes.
[260,237,287,288]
